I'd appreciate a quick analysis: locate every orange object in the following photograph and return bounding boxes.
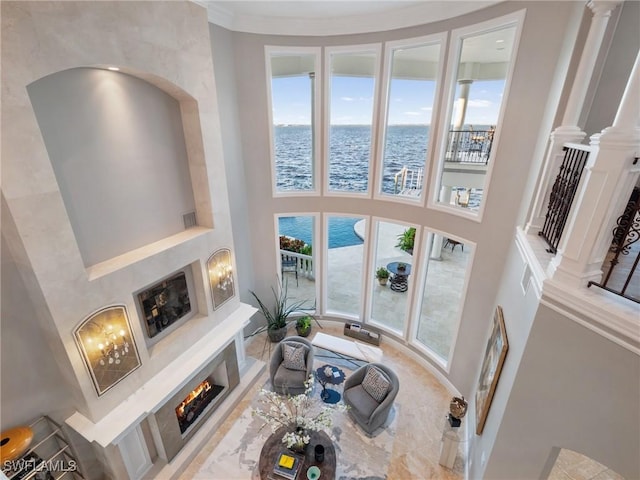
[0,426,34,463]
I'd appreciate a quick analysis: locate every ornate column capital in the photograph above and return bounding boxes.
[587,0,621,18]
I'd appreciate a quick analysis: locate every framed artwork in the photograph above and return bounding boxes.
[74,305,141,396]
[475,305,508,434]
[207,248,235,310]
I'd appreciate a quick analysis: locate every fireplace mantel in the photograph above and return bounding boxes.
[66,303,256,448]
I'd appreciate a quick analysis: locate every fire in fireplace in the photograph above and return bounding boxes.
[175,379,224,434]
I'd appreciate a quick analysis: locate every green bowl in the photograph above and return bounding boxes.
[307,466,321,480]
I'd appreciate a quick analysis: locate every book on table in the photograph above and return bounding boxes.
[272,451,303,480]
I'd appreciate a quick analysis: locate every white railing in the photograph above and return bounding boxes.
[280,250,314,279]
[394,166,424,194]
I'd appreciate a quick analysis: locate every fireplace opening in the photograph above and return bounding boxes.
[175,379,224,434]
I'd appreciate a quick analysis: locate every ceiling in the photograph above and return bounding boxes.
[201,1,500,36]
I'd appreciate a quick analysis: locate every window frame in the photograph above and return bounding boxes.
[408,227,476,371]
[323,43,382,198]
[265,46,322,198]
[373,33,448,206]
[426,10,525,222]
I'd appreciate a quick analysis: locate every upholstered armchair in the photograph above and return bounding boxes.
[343,363,399,435]
[269,336,314,395]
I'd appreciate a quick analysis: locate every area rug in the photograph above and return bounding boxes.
[193,359,399,480]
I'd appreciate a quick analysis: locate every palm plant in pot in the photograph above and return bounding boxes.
[250,279,313,342]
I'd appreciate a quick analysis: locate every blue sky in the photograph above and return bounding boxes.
[271,76,504,126]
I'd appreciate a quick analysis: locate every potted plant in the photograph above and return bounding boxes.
[397,262,407,272]
[250,279,313,342]
[375,266,390,286]
[295,315,314,337]
[396,227,416,254]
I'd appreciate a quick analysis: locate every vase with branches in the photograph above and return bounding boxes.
[252,376,346,451]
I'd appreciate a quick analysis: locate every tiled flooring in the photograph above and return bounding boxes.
[548,449,625,480]
[179,323,466,479]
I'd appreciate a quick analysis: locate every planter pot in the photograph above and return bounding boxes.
[268,326,288,343]
[296,325,311,337]
[378,278,388,286]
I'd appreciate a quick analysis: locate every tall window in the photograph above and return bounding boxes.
[277,215,317,309]
[379,37,443,200]
[325,215,366,317]
[267,49,320,194]
[326,46,380,194]
[434,15,521,214]
[414,231,473,365]
[369,220,416,333]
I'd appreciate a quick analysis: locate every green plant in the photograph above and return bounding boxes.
[375,266,390,279]
[296,315,312,330]
[250,279,311,331]
[300,243,312,256]
[396,227,416,253]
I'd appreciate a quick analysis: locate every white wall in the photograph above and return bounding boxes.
[27,68,196,267]
[208,24,258,327]
[466,237,542,479]
[2,0,237,423]
[483,301,640,479]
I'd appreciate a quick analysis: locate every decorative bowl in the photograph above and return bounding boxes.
[307,465,321,480]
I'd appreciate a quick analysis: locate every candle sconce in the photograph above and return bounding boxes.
[74,305,141,396]
[207,248,235,310]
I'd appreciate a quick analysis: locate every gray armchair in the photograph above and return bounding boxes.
[343,363,399,435]
[269,336,314,395]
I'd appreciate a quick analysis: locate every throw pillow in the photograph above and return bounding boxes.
[362,365,390,403]
[282,342,307,371]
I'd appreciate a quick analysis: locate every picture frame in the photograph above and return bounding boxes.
[74,305,141,396]
[475,305,509,434]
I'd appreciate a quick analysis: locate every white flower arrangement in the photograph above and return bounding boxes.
[252,375,347,450]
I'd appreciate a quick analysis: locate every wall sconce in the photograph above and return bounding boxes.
[207,248,235,310]
[74,305,141,396]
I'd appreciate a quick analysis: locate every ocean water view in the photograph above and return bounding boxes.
[274,125,429,193]
[278,216,363,249]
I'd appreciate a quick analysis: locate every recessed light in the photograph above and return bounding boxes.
[107,67,120,71]
[496,39,505,44]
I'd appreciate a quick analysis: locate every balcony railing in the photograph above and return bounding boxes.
[393,166,423,195]
[280,250,314,279]
[539,144,590,254]
[588,187,639,303]
[445,128,495,164]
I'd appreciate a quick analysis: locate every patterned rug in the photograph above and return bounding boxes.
[193,359,399,480]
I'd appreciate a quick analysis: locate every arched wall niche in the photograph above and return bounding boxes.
[27,66,213,268]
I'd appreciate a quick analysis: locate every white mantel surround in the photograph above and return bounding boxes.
[66,303,263,479]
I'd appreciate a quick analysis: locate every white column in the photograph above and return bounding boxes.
[525,0,621,234]
[431,185,452,260]
[453,80,473,130]
[548,52,640,287]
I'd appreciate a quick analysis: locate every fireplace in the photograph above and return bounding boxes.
[151,341,239,462]
[175,373,225,434]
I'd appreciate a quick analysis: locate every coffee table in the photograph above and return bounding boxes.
[258,428,336,480]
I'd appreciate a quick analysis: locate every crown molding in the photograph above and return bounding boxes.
[202,1,499,36]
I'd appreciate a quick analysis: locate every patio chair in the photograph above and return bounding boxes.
[343,363,399,435]
[270,336,314,395]
[281,253,298,286]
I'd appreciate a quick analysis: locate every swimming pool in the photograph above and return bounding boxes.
[278,216,363,249]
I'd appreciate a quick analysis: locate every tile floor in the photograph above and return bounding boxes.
[548,449,625,480]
